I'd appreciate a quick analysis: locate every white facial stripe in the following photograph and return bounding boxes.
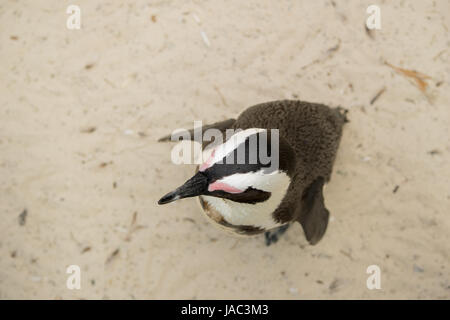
[215,169,289,192]
[204,128,265,168]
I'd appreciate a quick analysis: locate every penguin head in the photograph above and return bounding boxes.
[158,129,296,205]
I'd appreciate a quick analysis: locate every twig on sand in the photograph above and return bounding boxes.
[124,212,147,242]
[385,62,431,93]
[105,248,120,265]
[301,39,341,70]
[214,86,228,107]
[200,30,210,47]
[393,185,399,194]
[370,86,386,105]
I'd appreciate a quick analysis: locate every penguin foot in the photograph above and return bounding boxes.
[264,224,290,246]
[336,106,349,123]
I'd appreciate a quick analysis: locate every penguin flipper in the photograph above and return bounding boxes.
[297,177,330,245]
[158,119,235,142]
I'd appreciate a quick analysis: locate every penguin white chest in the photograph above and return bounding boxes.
[199,196,282,234]
[198,171,290,235]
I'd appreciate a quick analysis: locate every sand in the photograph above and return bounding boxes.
[0,0,449,299]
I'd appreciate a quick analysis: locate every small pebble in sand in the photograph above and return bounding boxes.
[289,287,299,295]
[428,149,441,155]
[99,161,113,168]
[413,265,424,273]
[80,126,96,133]
[18,209,28,226]
[81,246,91,254]
[329,279,341,292]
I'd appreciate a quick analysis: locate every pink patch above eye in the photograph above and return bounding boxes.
[199,149,215,172]
[208,181,243,194]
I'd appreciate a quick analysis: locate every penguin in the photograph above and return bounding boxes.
[158,100,347,245]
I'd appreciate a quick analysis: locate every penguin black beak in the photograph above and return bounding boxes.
[158,171,208,205]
